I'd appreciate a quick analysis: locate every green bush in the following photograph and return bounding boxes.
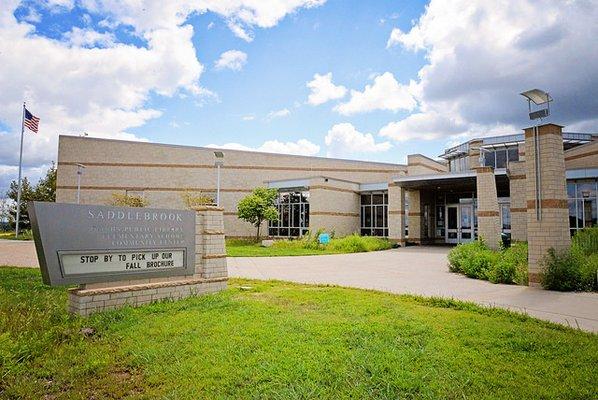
[270,233,392,254]
[447,241,528,285]
[541,228,598,292]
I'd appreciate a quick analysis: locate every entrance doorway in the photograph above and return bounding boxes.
[445,204,475,244]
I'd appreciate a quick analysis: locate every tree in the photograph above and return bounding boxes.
[237,187,278,240]
[7,176,35,230]
[34,162,57,202]
[6,163,57,231]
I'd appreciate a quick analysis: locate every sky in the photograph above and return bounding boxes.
[1,0,597,195]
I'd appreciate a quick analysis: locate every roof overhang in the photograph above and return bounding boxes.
[393,170,508,191]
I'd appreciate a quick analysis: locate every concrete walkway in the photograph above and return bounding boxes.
[3,240,597,332]
[229,247,598,333]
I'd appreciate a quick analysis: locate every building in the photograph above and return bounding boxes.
[56,123,597,283]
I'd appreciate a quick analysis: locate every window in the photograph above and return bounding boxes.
[483,146,519,169]
[268,190,309,237]
[448,156,470,172]
[568,179,597,236]
[500,203,511,232]
[360,191,388,236]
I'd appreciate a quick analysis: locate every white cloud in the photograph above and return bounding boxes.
[325,123,392,158]
[206,139,320,156]
[306,72,347,105]
[227,21,253,42]
[214,50,247,71]
[384,0,598,140]
[63,27,116,47]
[241,114,255,121]
[266,108,291,120]
[334,72,417,115]
[379,112,463,142]
[0,0,321,187]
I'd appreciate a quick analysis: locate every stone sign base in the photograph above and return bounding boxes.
[68,206,228,316]
[68,277,227,316]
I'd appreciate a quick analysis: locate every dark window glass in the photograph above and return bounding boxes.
[567,182,576,198]
[495,149,507,168]
[568,200,577,229]
[361,194,371,205]
[375,206,384,228]
[508,147,519,162]
[577,181,596,199]
[372,193,384,205]
[484,152,495,168]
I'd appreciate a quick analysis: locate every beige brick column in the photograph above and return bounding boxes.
[388,183,406,244]
[407,189,421,243]
[508,161,527,241]
[194,206,228,279]
[524,123,571,285]
[475,166,501,249]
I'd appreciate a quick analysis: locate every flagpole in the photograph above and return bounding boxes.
[15,102,25,238]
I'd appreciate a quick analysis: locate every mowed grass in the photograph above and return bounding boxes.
[226,235,392,257]
[1,267,597,399]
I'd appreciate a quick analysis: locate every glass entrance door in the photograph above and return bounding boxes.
[460,205,474,242]
[446,205,459,244]
[445,204,475,244]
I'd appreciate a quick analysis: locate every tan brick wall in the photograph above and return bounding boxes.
[56,136,405,237]
[475,167,501,249]
[508,161,527,241]
[308,177,360,236]
[407,154,448,176]
[524,124,571,284]
[388,184,405,243]
[407,189,421,242]
[564,140,598,169]
[68,206,227,315]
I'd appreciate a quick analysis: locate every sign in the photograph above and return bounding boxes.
[29,202,196,286]
[318,233,330,245]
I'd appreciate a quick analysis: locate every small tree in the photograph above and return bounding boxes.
[237,187,278,240]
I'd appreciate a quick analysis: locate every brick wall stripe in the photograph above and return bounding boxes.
[58,161,403,174]
[388,210,405,215]
[57,185,252,193]
[509,174,526,180]
[510,208,527,213]
[565,149,598,162]
[526,199,568,209]
[310,211,359,217]
[477,211,499,217]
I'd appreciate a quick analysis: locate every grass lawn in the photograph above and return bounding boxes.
[226,236,392,257]
[0,230,33,241]
[1,267,597,399]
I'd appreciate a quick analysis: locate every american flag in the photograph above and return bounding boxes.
[24,108,40,133]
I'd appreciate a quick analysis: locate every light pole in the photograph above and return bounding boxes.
[520,89,553,221]
[213,151,224,206]
[76,163,86,204]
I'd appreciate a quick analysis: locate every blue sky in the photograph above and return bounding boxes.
[1,0,597,194]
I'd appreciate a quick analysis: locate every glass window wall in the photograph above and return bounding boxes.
[360,191,388,236]
[268,190,309,237]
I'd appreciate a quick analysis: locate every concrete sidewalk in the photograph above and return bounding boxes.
[228,247,598,333]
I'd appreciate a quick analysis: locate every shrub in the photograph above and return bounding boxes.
[181,191,214,208]
[572,227,598,256]
[448,240,529,285]
[269,233,392,254]
[110,193,148,207]
[540,228,598,292]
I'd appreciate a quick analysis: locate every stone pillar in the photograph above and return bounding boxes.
[508,161,527,242]
[524,123,571,285]
[475,166,501,249]
[388,183,406,245]
[68,206,228,316]
[407,189,421,244]
[194,206,228,279]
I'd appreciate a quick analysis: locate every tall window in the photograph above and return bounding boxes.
[360,191,388,236]
[483,147,519,169]
[268,190,309,237]
[568,179,597,236]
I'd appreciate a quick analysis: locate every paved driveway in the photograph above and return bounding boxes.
[3,240,597,332]
[229,246,598,333]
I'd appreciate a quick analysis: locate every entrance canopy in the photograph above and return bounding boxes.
[393,170,508,191]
